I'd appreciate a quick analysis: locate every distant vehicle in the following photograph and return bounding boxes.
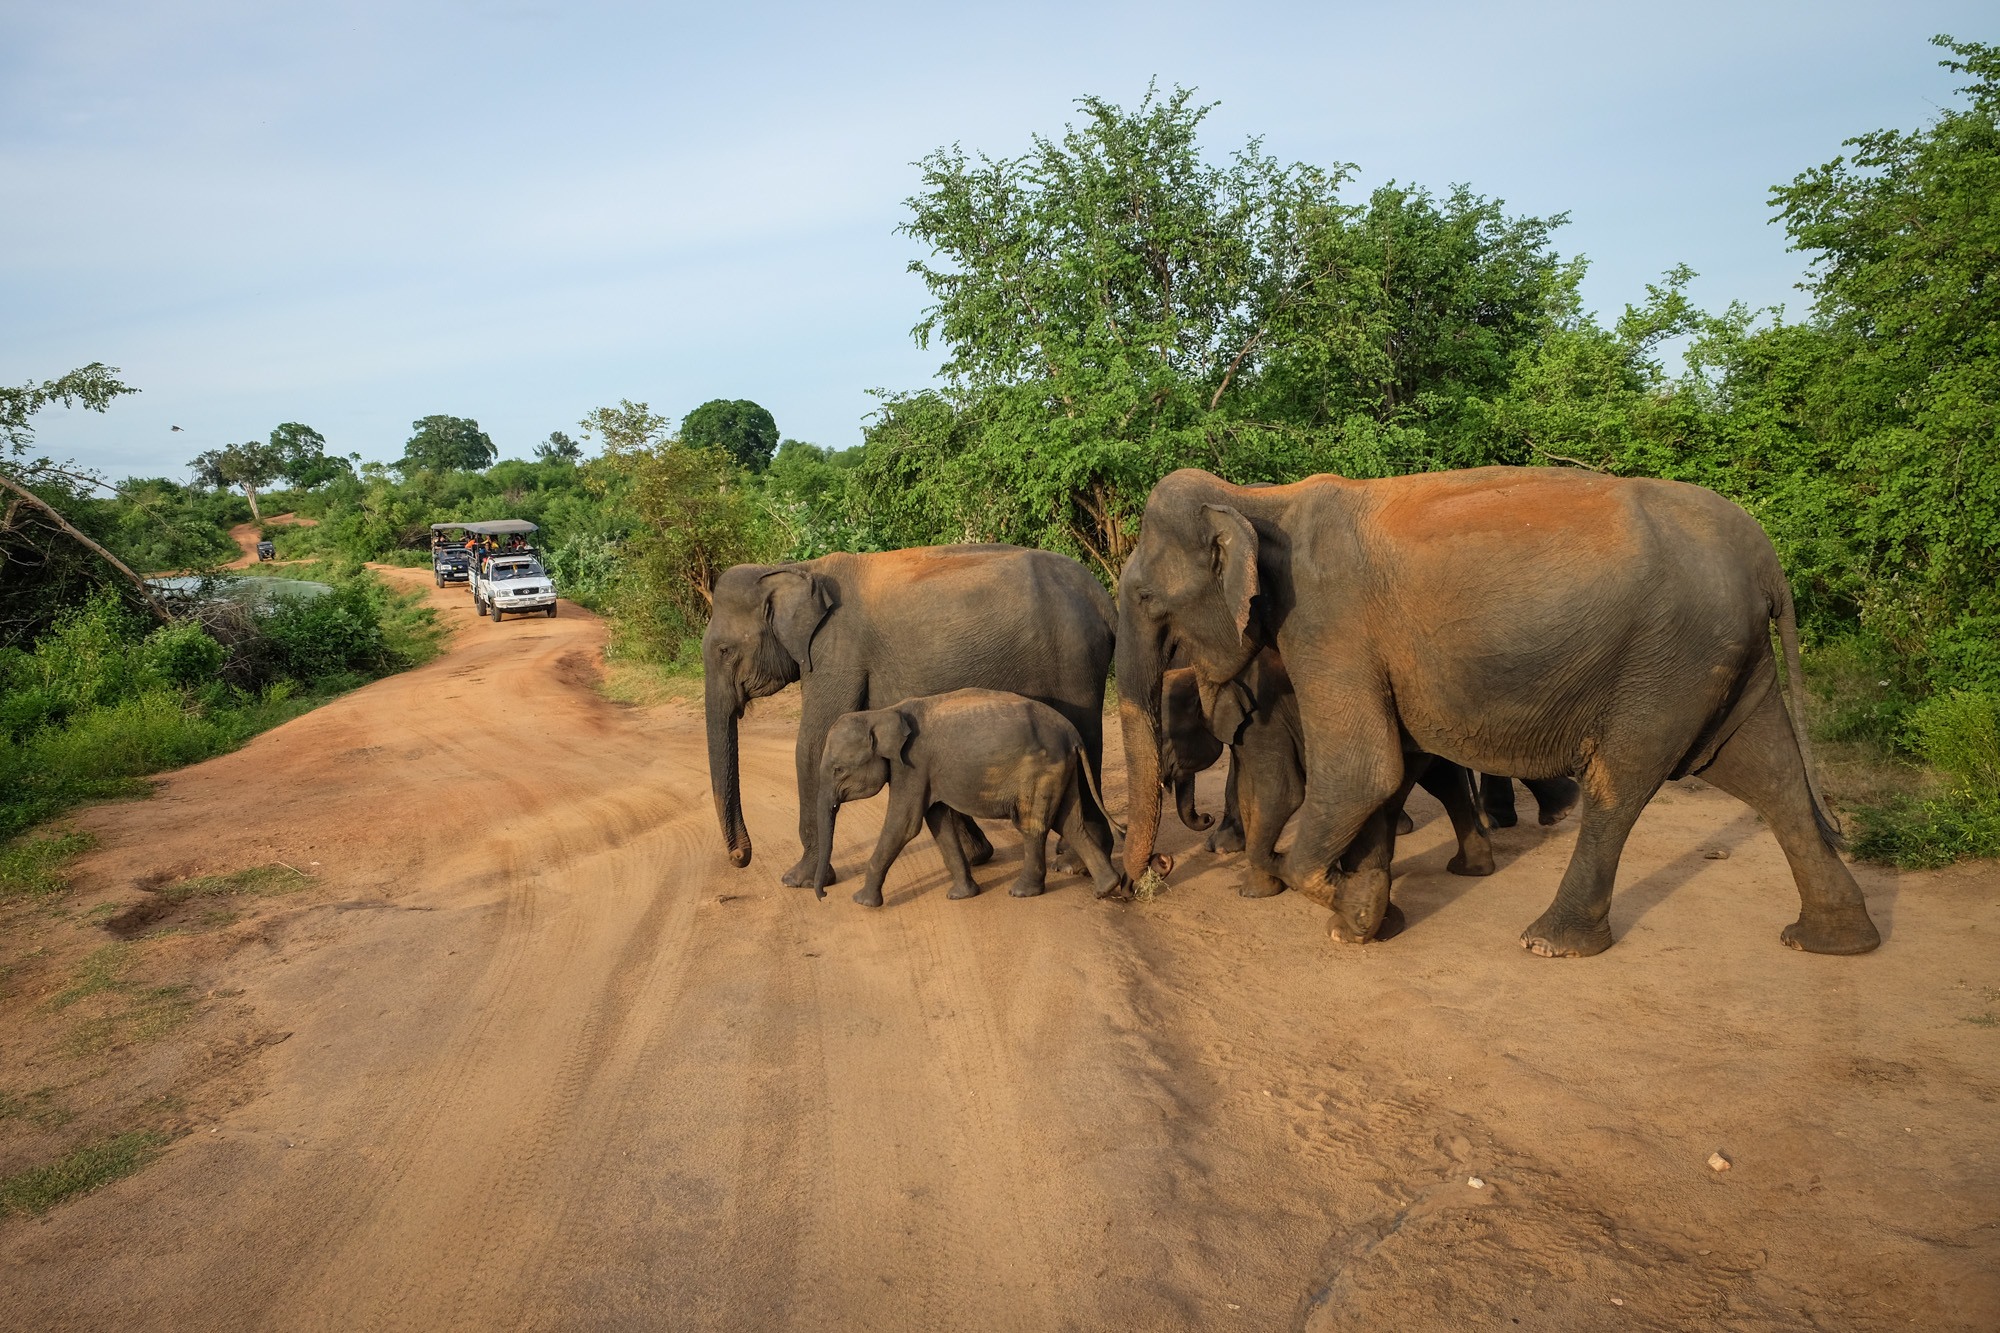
[429,522,475,586]
[460,520,557,621]
[256,540,276,562]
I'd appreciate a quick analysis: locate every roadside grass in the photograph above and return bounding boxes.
[105,863,313,936]
[599,658,705,709]
[0,1130,171,1217]
[42,942,199,1056]
[0,1087,73,1130]
[0,829,97,899]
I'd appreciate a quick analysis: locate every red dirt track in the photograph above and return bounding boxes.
[2,566,1996,1330]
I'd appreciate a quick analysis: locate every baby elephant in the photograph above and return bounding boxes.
[810,688,1126,907]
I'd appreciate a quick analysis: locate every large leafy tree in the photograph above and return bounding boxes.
[1764,35,2000,688]
[681,399,779,472]
[535,430,583,464]
[269,421,351,488]
[871,84,1567,576]
[190,439,285,521]
[398,415,496,474]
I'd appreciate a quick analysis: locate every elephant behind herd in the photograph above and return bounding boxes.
[702,465,1881,959]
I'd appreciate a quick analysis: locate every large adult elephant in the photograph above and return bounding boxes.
[1115,466,1881,957]
[705,545,1115,887]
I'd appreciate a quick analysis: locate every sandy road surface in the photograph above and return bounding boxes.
[5,566,1997,1331]
[222,513,316,568]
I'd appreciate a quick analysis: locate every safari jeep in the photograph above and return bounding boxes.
[471,550,557,621]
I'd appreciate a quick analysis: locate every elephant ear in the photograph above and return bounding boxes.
[868,709,915,764]
[761,569,832,671]
[1201,504,1259,641]
[1207,678,1256,745]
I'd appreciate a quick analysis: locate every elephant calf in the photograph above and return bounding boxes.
[1160,655,1498,898]
[811,689,1126,907]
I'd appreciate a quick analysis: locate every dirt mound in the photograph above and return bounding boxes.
[2,565,1994,1330]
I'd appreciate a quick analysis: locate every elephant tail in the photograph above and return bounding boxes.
[1771,571,1845,848]
[1077,748,1126,838]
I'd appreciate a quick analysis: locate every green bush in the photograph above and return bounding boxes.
[1905,691,2000,798]
[259,585,388,683]
[142,621,225,688]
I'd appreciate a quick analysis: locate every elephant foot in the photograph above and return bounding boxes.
[1206,824,1246,854]
[1518,910,1613,958]
[852,884,884,908]
[1781,903,1881,954]
[784,856,835,888]
[1395,809,1414,835]
[1446,839,1496,878]
[727,846,751,869]
[1372,900,1408,941]
[947,879,982,901]
[1008,877,1045,899]
[1052,846,1086,875]
[1484,806,1519,830]
[1239,867,1286,899]
[1535,778,1581,826]
[1328,868,1393,944]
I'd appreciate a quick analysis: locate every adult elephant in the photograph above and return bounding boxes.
[1116,466,1880,958]
[705,545,1115,887]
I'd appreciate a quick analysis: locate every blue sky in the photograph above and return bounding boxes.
[4,1,1990,479]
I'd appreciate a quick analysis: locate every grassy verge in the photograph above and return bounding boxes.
[0,829,97,899]
[0,1130,172,1216]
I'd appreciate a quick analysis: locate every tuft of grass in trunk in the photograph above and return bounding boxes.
[0,1131,171,1216]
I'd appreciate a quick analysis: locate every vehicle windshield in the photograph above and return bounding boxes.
[494,560,545,580]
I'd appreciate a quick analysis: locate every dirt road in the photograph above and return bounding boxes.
[4,568,1996,1330]
[222,513,316,568]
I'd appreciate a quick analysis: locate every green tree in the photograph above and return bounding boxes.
[1764,35,2000,691]
[681,399,779,471]
[608,442,773,660]
[268,422,350,489]
[398,415,496,474]
[535,430,582,464]
[578,400,673,456]
[190,440,285,521]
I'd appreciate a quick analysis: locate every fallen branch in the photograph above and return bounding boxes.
[0,471,173,624]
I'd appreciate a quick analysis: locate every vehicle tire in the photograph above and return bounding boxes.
[547,604,557,618]
[492,602,504,623]
[435,572,443,587]
[474,595,486,616]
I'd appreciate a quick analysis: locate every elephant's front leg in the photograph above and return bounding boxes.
[1281,715,1405,943]
[785,687,863,888]
[1415,759,1495,877]
[853,787,928,908]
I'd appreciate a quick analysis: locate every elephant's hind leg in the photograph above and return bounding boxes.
[1520,753,1664,958]
[1697,690,1880,954]
[928,804,982,900]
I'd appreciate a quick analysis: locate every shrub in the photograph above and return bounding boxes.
[1905,691,2000,798]
[259,585,388,683]
[142,621,224,688]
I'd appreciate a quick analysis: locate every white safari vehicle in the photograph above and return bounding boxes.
[463,520,558,622]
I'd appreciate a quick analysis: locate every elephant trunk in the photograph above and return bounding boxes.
[809,792,838,899]
[1173,771,1212,831]
[706,674,752,867]
[1119,699,1165,882]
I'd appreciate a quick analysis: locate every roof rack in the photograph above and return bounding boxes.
[430,520,539,535]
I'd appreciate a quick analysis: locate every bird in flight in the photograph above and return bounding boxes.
[171,425,183,432]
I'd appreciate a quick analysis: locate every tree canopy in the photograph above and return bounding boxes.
[681,399,779,471]
[398,415,496,474]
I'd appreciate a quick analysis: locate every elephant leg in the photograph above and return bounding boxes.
[1519,755,1663,957]
[853,788,927,908]
[1696,689,1880,954]
[1416,760,1494,877]
[1238,755,1298,900]
[1281,717,1406,943]
[1057,783,1125,899]
[1527,776,1580,826]
[1011,799,1052,899]
[954,813,994,867]
[786,687,862,888]
[1207,754,1247,853]
[1333,789,1413,943]
[928,803,981,900]
[1480,773,1520,828]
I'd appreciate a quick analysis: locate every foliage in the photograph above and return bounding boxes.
[398,415,497,474]
[269,422,352,488]
[608,443,776,664]
[682,399,779,472]
[578,400,673,456]
[189,440,285,520]
[1,363,138,459]
[536,430,583,463]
